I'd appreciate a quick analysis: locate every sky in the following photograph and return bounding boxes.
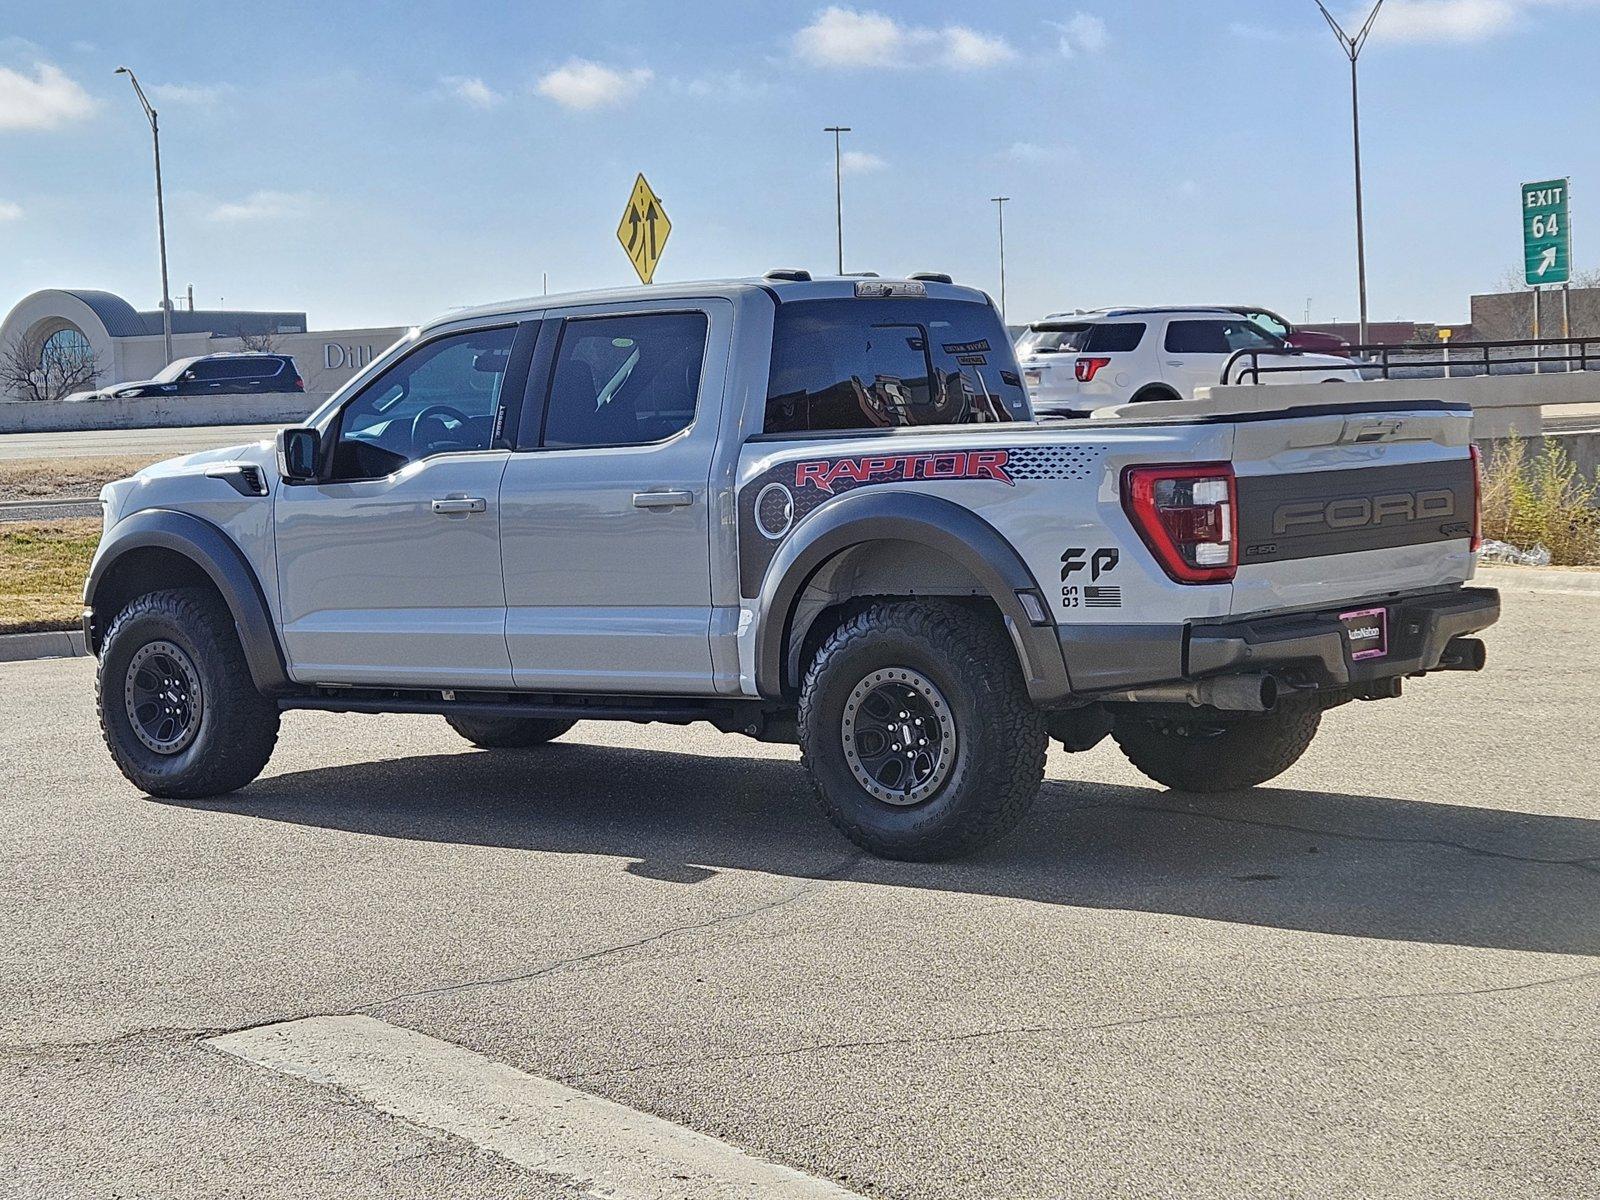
[2,0,1598,331]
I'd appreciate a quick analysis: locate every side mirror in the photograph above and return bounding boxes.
[277,426,321,482]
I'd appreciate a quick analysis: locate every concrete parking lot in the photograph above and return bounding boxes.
[2,585,1596,1199]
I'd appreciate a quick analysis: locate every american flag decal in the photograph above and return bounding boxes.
[1085,586,1122,608]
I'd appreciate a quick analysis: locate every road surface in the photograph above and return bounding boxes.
[1,585,1595,1198]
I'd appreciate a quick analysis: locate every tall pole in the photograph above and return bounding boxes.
[1315,1,1383,348]
[991,196,1010,318]
[116,67,174,366]
[825,126,850,274]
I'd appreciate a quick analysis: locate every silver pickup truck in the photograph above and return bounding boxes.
[85,272,1498,860]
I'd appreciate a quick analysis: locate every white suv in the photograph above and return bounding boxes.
[1017,308,1362,418]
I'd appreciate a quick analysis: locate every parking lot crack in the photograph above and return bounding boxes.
[1072,799,1600,872]
[560,966,1600,1083]
[355,851,863,1012]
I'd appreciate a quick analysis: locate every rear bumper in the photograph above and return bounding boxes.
[1059,586,1501,696]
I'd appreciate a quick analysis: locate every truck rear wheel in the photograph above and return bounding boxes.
[798,601,1047,861]
[97,587,280,799]
[445,714,576,749]
[1112,698,1321,792]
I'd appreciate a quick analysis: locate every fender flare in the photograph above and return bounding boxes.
[752,489,1071,703]
[83,508,293,695]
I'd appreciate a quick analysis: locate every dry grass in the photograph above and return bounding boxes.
[1479,435,1600,566]
[0,518,100,634]
[0,455,159,502]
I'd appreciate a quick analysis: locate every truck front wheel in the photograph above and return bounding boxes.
[445,714,576,749]
[97,587,280,799]
[798,601,1048,861]
[1112,698,1322,792]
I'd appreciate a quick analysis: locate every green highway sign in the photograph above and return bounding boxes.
[1522,177,1570,286]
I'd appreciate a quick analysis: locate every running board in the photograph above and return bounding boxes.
[279,689,771,734]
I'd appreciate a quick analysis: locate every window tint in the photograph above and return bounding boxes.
[1085,322,1146,353]
[330,326,515,480]
[542,312,707,449]
[1017,324,1091,354]
[765,298,1029,433]
[185,360,231,381]
[1163,321,1229,354]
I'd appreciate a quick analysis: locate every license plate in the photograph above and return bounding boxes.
[1339,606,1388,660]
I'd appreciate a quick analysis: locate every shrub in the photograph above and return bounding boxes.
[1479,434,1600,566]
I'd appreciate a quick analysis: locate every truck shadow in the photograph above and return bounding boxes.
[159,740,1600,958]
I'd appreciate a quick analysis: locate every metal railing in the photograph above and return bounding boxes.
[1222,337,1600,385]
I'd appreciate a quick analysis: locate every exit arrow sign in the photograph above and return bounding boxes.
[1523,178,1570,286]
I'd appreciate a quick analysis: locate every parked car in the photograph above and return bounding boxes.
[1228,305,1352,355]
[84,353,304,400]
[84,274,1495,861]
[1017,308,1361,418]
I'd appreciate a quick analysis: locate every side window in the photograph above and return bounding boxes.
[1222,320,1281,351]
[185,360,228,381]
[765,299,1027,433]
[542,312,707,449]
[1164,321,1230,354]
[329,326,515,481]
[1086,322,1146,353]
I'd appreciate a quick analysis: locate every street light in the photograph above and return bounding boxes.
[991,196,1010,319]
[824,125,851,274]
[1314,0,1384,347]
[114,66,174,367]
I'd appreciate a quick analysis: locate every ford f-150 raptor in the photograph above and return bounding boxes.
[84,272,1499,860]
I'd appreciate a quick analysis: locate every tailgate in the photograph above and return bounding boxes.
[1228,403,1477,615]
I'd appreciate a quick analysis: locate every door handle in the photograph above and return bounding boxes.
[1166,359,1185,366]
[431,496,486,515]
[632,490,693,509]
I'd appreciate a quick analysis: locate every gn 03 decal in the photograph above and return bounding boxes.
[737,444,1108,598]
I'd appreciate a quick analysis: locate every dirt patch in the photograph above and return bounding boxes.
[0,518,100,634]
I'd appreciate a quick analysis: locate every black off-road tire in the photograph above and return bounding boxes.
[97,587,280,799]
[1112,698,1322,792]
[797,600,1048,861]
[445,714,577,749]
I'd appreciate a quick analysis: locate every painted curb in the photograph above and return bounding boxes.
[0,629,87,663]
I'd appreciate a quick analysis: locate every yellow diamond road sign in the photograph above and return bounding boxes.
[616,173,671,284]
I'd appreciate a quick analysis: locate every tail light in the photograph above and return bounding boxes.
[1121,463,1237,584]
[1075,356,1111,383]
[1468,444,1482,551]
[294,375,305,390]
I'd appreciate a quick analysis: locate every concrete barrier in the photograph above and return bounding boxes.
[0,391,329,434]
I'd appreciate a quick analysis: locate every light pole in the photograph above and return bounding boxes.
[1314,0,1383,347]
[115,66,174,367]
[991,196,1010,318]
[824,125,850,274]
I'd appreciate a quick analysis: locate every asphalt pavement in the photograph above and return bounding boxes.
[2,589,1596,1198]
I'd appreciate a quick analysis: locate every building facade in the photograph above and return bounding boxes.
[0,288,405,402]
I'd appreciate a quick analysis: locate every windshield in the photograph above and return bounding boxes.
[151,359,197,383]
[1016,324,1092,355]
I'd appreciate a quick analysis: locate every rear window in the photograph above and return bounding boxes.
[765,298,1030,433]
[1086,322,1146,353]
[1017,324,1091,354]
[1164,319,1282,354]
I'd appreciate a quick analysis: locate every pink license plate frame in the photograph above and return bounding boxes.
[1339,606,1389,660]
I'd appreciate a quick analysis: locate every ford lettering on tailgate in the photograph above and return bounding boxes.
[1237,459,1475,564]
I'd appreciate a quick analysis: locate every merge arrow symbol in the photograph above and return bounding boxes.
[1537,245,1558,277]
[626,206,642,252]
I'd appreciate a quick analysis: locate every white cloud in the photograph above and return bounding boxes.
[793,7,1015,70]
[206,190,316,222]
[671,70,771,100]
[0,200,21,221]
[536,59,652,111]
[147,82,232,107]
[441,75,504,109]
[1354,0,1600,44]
[840,149,886,174]
[1055,12,1109,57]
[940,27,1017,68]
[0,62,97,131]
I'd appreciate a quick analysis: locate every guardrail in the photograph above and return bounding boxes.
[1222,337,1600,385]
